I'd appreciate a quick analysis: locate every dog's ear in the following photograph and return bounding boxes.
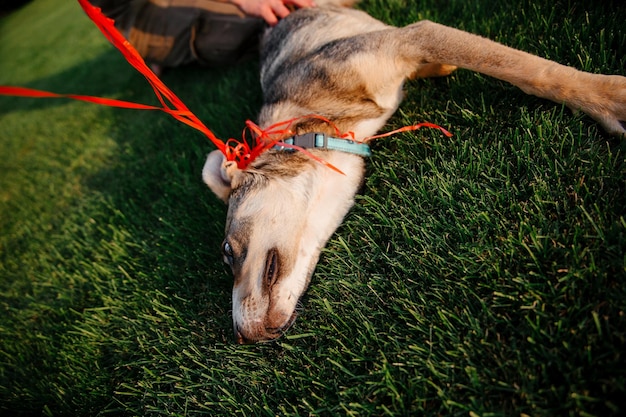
[202,150,241,202]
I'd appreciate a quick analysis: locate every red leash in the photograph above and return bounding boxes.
[1,0,228,156]
[0,0,452,172]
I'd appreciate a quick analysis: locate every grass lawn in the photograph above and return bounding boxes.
[1,0,625,415]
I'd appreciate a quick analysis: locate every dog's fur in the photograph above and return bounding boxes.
[203,2,626,343]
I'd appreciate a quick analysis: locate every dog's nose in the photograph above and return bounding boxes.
[234,327,253,344]
[234,328,244,344]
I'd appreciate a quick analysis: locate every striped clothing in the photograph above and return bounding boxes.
[91,0,265,67]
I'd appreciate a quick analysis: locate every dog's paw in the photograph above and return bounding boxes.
[573,73,626,137]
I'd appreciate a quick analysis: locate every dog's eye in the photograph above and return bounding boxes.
[222,241,234,267]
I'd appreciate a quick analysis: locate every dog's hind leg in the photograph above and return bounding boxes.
[391,20,626,136]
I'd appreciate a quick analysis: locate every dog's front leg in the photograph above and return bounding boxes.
[395,20,626,136]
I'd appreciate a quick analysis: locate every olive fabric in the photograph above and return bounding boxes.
[91,0,265,67]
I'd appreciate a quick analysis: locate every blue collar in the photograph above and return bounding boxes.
[273,132,371,157]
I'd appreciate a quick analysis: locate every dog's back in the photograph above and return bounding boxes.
[258,6,399,139]
[260,6,387,86]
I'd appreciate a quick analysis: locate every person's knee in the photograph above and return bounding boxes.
[192,14,265,66]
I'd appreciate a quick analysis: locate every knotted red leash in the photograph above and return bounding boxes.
[0,0,452,172]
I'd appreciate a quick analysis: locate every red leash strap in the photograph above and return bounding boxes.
[363,122,453,142]
[0,86,162,110]
[0,0,227,155]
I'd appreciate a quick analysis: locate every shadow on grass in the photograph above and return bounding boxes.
[81,56,265,328]
[1,45,266,413]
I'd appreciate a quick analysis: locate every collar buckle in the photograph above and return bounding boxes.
[274,132,371,157]
[294,132,324,149]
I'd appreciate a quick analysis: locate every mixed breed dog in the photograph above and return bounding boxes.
[199,1,626,343]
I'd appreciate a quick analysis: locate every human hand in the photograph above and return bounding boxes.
[231,0,317,26]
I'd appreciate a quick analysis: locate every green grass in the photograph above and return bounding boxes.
[1,0,625,415]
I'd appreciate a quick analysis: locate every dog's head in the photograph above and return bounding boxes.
[203,149,364,343]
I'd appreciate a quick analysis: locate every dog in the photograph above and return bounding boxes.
[202,1,626,343]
